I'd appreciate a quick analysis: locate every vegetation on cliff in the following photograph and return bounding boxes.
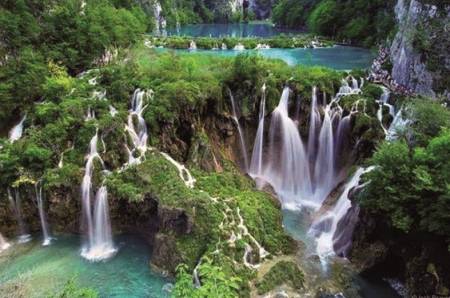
[272,0,396,47]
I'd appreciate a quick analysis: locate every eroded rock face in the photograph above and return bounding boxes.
[390,0,449,98]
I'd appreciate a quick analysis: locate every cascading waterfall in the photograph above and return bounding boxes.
[229,89,249,171]
[0,233,11,252]
[9,114,27,142]
[249,84,266,176]
[125,89,150,167]
[250,83,357,210]
[313,104,336,202]
[377,87,396,134]
[263,87,313,209]
[307,87,320,165]
[7,188,31,243]
[386,109,410,141]
[35,184,52,246]
[80,131,116,261]
[309,167,374,263]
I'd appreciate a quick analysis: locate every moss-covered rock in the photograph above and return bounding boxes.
[256,260,304,294]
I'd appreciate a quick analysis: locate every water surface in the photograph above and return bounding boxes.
[0,235,169,298]
[172,46,375,70]
[282,209,400,298]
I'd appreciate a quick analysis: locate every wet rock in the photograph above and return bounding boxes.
[151,233,183,274]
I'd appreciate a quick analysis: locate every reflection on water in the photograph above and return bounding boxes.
[167,23,302,38]
[0,235,169,298]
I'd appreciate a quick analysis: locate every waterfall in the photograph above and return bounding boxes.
[233,43,245,51]
[7,188,31,243]
[189,40,197,50]
[309,167,373,262]
[249,84,266,176]
[263,87,313,209]
[314,105,336,201]
[377,87,396,134]
[229,89,249,171]
[80,131,116,261]
[0,233,11,252]
[125,89,150,167]
[9,114,26,142]
[337,77,361,97]
[249,80,361,210]
[81,186,116,261]
[35,184,52,246]
[307,87,320,165]
[386,109,410,141]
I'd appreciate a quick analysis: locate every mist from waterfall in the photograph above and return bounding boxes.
[81,131,116,261]
[35,184,52,246]
[249,83,356,210]
[9,114,27,142]
[8,188,31,243]
[229,89,249,171]
[309,167,374,263]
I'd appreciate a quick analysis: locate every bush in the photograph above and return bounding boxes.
[256,261,304,294]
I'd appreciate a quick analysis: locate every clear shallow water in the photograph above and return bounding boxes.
[0,235,169,298]
[282,210,400,298]
[171,46,375,70]
[167,23,301,37]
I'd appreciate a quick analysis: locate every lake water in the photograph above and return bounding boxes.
[167,23,302,38]
[0,235,170,298]
[171,46,375,70]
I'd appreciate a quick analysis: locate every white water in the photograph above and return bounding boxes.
[35,184,52,246]
[229,89,249,171]
[249,84,266,176]
[189,40,197,50]
[125,89,151,166]
[310,167,373,263]
[0,233,11,252]
[262,87,313,209]
[250,84,357,210]
[386,108,410,141]
[377,87,396,135]
[233,43,245,51]
[7,188,31,243]
[81,131,115,261]
[160,152,196,188]
[9,115,27,142]
[81,186,116,261]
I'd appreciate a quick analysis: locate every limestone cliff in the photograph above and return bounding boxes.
[390,0,449,99]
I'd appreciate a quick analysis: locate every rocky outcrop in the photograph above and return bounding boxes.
[349,207,450,296]
[390,0,450,98]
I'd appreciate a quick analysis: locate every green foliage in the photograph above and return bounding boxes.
[173,258,242,298]
[0,0,148,126]
[273,0,396,46]
[256,261,304,294]
[151,35,333,50]
[52,277,98,298]
[405,99,450,147]
[359,129,450,239]
[307,0,338,37]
